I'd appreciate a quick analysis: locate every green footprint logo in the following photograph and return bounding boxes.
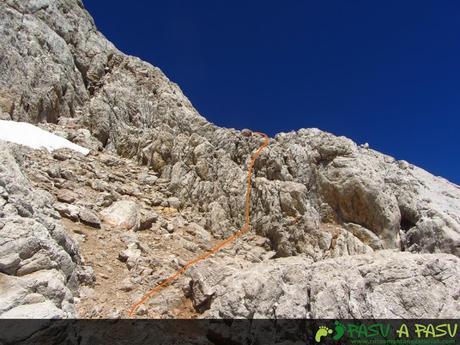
[333,321,345,341]
[315,326,333,343]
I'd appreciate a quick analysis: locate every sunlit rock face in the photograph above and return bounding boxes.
[0,0,459,319]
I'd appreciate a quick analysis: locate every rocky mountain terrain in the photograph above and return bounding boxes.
[0,0,459,320]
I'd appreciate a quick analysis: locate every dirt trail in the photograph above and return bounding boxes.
[128,132,270,317]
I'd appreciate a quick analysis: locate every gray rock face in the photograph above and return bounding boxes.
[0,142,87,318]
[1,0,460,320]
[0,0,117,124]
[191,251,460,319]
[2,0,459,259]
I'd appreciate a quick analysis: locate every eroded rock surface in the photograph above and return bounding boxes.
[0,0,459,320]
[192,251,460,319]
[0,142,90,318]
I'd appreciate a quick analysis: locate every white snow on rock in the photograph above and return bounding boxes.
[0,120,89,155]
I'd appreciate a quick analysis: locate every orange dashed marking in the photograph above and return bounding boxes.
[128,132,269,317]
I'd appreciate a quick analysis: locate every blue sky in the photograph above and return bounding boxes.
[83,1,460,184]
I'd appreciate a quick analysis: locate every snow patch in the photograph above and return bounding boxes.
[0,120,89,155]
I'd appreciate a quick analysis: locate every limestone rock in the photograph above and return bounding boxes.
[118,244,141,264]
[138,211,158,231]
[118,278,134,292]
[0,253,21,275]
[0,142,84,318]
[2,0,458,262]
[78,208,101,229]
[101,200,140,230]
[193,251,460,319]
[167,197,181,209]
[0,300,65,319]
[1,0,460,322]
[345,223,384,250]
[56,189,78,204]
[54,202,80,222]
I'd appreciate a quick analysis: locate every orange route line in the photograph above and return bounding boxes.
[128,131,269,317]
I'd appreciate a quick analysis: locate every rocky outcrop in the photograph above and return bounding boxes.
[191,251,460,319]
[2,0,459,260]
[7,128,208,318]
[0,142,90,318]
[1,0,460,320]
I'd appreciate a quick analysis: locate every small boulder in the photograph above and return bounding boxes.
[165,223,175,233]
[54,202,79,221]
[1,301,65,319]
[91,179,110,192]
[46,165,61,178]
[56,189,78,204]
[77,266,96,286]
[167,197,181,209]
[23,293,46,305]
[79,208,101,228]
[52,150,71,161]
[0,253,21,274]
[118,243,141,263]
[96,192,116,208]
[118,278,134,292]
[16,253,54,276]
[138,173,158,185]
[151,197,163,206]
[60,169,77,181]
[136,305,148,316]
[101,200,140,230]
[138,211,159,231]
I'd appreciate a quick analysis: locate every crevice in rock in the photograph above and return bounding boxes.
[399,206,419,231]
[400,215,416,231]
[74,59,89,89]
[315,153,334,167]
